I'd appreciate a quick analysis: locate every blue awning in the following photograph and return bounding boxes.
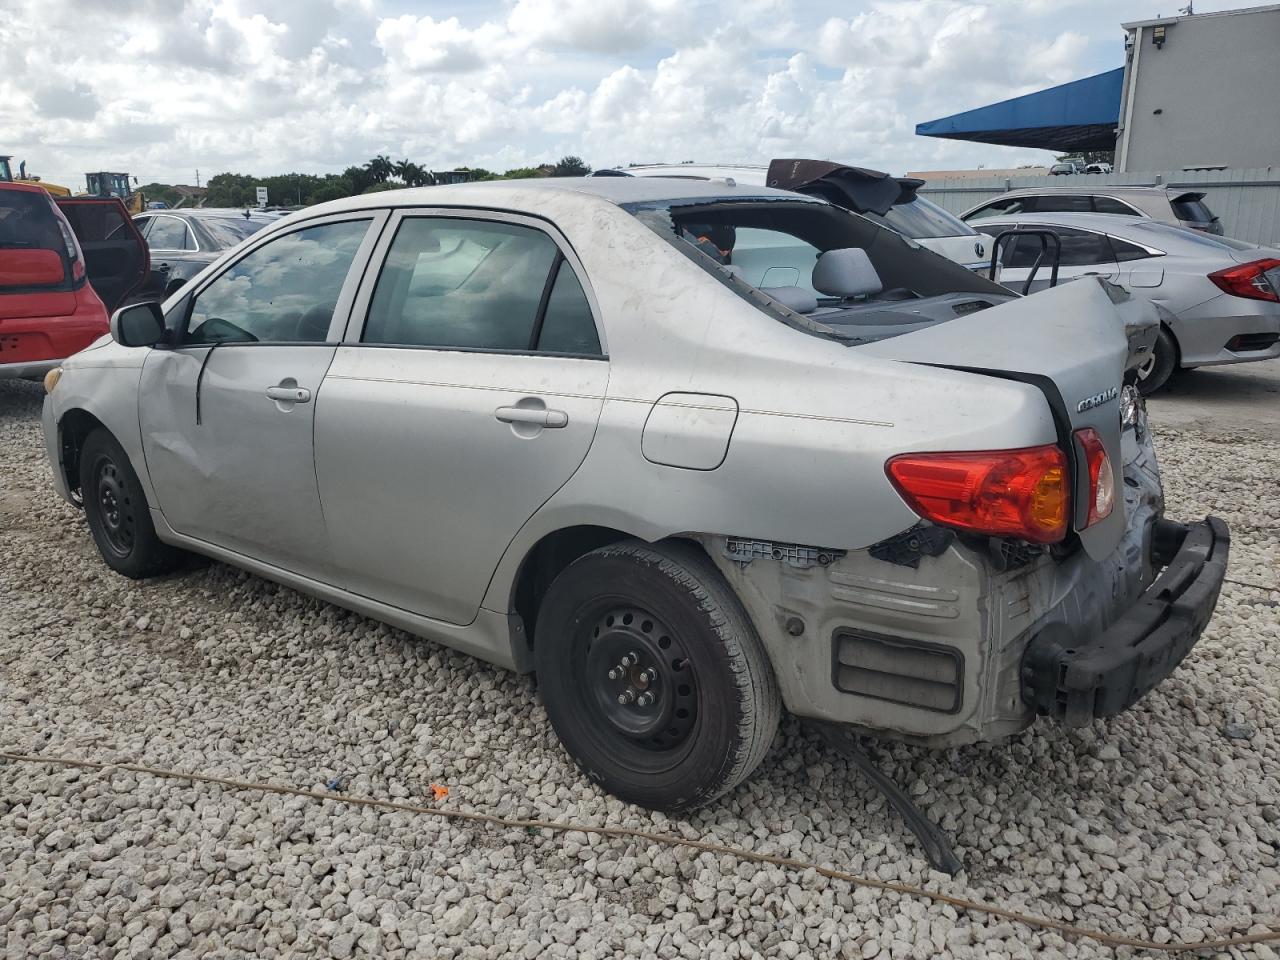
[915,68,1124,152]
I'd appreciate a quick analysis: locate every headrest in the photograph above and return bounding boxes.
[761,286,818,314]
[812,248,882,299]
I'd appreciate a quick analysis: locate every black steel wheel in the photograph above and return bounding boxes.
[79,428,184,579]
[534,540,780,811]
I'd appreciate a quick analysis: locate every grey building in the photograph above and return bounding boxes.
[1116,5,1280,172]
[916,4,1280,174]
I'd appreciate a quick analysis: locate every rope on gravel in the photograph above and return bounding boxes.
[3,749,1277,954]
[1224,577,1279,593]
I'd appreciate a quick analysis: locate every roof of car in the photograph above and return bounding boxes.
[995,185,1174,198]
[297,176,805,220]
[144,208,277,220]
[966,211,1138,231]
[0,181,52,196]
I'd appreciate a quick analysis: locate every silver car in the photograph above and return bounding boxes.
[961,185,1224,236]
[41,178,1227,812]
[969,210,1280,392]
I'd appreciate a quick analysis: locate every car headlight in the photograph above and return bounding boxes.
[43,367,62,394]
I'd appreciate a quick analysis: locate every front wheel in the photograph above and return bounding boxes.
[534,541,781,811]
[80,428,185,579]
[1136,327,1180,395]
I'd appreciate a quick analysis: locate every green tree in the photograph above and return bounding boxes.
[552,155,591,177]
[364,155,395,184]
[501,166,546,179]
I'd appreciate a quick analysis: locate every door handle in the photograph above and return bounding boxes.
[266,385,311,403]
[495,406,568,428]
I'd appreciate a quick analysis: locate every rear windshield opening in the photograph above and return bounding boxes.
[0,190,73,290]
[627,197,1012,344]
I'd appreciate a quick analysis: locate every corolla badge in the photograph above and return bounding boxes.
[1076,386,1119,413]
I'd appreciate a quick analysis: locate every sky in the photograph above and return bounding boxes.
[0,0,1256,189]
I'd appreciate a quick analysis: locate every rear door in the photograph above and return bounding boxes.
[142,214,203,299]
[997,224,1119,294]
[314,209,608,625]
[55,197,147,311]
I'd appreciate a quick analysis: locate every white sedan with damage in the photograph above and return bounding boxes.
[42,177,1228,823]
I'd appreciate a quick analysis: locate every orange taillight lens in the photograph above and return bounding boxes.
[1074,427,1115,527]
[886,445,1070,544]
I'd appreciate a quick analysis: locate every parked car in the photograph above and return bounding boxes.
[1049,162,1081,176]
[1,181,146,380]
[42,178,1227,812]
[595,161,996,272]
[1085,162,1113,175]
[968,210,1280,392]
[129,208,276,301]
[961,185,1224,236]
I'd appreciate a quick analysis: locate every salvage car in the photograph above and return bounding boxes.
[42,178,1228,812]
[970,210,1280,392]
[1,181,146,380]
[129,208,276,301]
[595,160,996,273]
[961,184,1224,236]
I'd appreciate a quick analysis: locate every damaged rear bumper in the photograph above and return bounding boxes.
[1021,516,1229,728]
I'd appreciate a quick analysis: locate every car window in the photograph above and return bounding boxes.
[964,197,1030,220]
[866,197,976,239]
[1092,196,1140,216]
[186,219,371,344]
[199,217,271,249]
[132,216,152,238]
[148,216,191,250]
[1035,195,1093,213]
[722,226,821,294]
[363,217,571,352]
[1110,237,1154,262]
[1000,225,1113,268]
[535,259,601,355]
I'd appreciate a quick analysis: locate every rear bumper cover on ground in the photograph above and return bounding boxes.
[1022,516,1229,727]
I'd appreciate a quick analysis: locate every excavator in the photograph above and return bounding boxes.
[83,171,145,214]
[0,155,72,197]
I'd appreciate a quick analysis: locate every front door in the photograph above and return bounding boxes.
[315,211,609,625]
[138,213,384,578]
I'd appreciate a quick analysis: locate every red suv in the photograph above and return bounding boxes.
[0,182,147,380]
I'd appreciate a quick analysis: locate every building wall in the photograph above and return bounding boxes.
[1117,6,1280,172]
[917,167,1280,247]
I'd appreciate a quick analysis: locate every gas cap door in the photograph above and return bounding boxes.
[642,392,739,470]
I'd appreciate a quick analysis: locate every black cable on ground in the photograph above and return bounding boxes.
[3,750,1277,955]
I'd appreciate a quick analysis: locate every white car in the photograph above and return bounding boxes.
[594,161,996,273]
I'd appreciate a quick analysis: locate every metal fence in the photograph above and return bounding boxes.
[918,167,1280,247]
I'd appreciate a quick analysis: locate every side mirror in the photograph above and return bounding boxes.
[110,302,165,348]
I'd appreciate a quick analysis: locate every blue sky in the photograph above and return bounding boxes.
[0,0,1257,188]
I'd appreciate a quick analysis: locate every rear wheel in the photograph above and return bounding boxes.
[1136,327,1179,395]
[80,428,184,579]
[534,541,780,811]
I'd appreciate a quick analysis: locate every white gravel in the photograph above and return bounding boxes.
[2,376,1278,960]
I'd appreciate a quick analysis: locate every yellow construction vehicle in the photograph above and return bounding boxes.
[0,155,72,197]
[83,171,145,214]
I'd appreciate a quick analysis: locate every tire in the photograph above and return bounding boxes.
[534,540,781,811]
[1136,326,1179,396]
[79,428,184,579]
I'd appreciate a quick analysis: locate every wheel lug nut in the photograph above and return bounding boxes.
[617,688,636,705]
[641,668,656,683]
[636,692,654,707]
[607,668,621,680]
[619,655,633,667]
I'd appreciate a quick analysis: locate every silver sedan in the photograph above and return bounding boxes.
[41,178,1226,812]
[969,210,1280,392]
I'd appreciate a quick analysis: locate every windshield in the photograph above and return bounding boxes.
[1132,220,1257,252]
[200,217,272,249]
[864,196,976,239]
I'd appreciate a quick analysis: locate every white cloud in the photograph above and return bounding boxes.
[2,0,1231,189]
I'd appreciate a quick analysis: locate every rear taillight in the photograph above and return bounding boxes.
[1208,258,1280,303]
[1074,428,1114,528]
[886,445,1069,544]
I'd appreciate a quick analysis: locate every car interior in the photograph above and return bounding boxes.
[648,200,1015,342]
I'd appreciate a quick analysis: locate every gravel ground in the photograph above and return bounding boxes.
[2,375,1278,960]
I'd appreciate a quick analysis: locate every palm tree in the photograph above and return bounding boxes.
[364,155,394,184]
